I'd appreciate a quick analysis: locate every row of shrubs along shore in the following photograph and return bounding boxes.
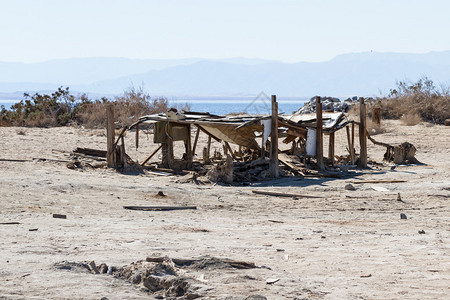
[1,77,449,128]
[0,86,190,128]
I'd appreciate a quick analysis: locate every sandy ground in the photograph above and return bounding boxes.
[0,120,449,299]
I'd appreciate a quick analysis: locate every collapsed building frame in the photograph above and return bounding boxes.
[104,96,418,181]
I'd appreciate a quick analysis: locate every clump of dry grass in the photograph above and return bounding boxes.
[78,86,191,128]
[400,112,423,126]
[378,77,450,124]
[1,86,191,128]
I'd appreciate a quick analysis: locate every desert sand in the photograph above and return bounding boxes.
[0,120,449,299]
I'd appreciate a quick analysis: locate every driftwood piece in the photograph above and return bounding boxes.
[123,206,197,211]
[352,180,406,184]
[74,147,107,157]
[145,256,256,269]
[252,190,323,198]
[88,261,100,274]
[366,130,420,164]
[0,158,30,162]
[52,214,67,219]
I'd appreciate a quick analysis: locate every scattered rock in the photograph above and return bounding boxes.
[345,184,356,191]
[400,213,407,219]
[418,230,425,234]
[156,191,166,197]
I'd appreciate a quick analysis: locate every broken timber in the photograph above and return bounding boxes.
[123,205,197,211]
[252,190,323,198]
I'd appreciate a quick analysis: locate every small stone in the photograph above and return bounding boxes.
[345,184,356,191]
[400,213,407,219]
[418,230,425,234]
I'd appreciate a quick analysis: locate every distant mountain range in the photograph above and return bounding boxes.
[1,51,450,99]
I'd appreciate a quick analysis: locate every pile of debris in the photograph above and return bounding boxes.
[56,256,258,299]
[294,96,366,114]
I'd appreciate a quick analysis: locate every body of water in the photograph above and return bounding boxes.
[0,99,307,115]
[172,99,307,115]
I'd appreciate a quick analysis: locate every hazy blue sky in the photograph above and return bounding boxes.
[1,0,449,63]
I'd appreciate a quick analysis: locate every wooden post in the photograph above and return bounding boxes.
[206,135,211,160]
[185,125,192,167]
[373,107,381,127]
[346,126,355,164]
[269,95,279,177]
[192,126,200,156]
[260,123,265,160]
[106,104,115,168]
[315,96,324,170]
[162,122,174,168]
[135,123,139,149]
[359,98,368,167]
[328,132,335,166]
[351,122,355,164]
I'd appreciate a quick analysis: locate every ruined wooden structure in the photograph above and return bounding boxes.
[102,97,418,181]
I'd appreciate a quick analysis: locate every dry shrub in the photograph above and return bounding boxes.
[401,112,423,126]
[378,77,450,124]
[78,86,191,128]
[366,118,386,135]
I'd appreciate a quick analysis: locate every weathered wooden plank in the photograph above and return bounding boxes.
[316,96,324,170]
[140,145,163,166]
[269,95,279,177]
[123,206,197,211]
[252,190,323,198]
[359,98,368,167]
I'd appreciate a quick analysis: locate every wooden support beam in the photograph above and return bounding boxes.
[261,122,266,159]
[135,123,139,149]
[161,122,174,168]
[351,122,355,164]
[224,141,236,160]
[269,95,279,177]
[140,145,162,166]
[204,135,212,164]
[372,107,381,126]
[252,190,323,198]
[346,126,355,164]
[328,132,335,166]
[192,126,200,156]
[197,125,221,142]
[315,96,324,170]
[185,124,193,167]
[359,98,368,167]
[106,104,115,168]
